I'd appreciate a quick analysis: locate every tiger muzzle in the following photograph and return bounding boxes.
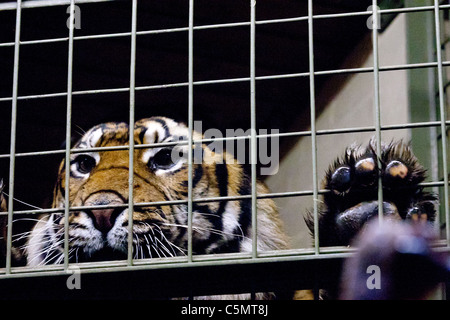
[83,192,125,235]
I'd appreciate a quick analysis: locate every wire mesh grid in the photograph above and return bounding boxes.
[0,0,448,298]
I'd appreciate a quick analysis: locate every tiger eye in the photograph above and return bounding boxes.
[75,155,96,174]
[149,148,176,170]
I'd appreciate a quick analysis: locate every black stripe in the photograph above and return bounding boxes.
[215,163,228,199]
[138,126,147,144]
[214,163,229,220]
[193,165,203,187]
[152,118,170,140]
[214,163,229,233]
[237,170,252,238]
[190,164,230,254]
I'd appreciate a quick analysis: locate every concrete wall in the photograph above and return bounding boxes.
[266,14,411,248]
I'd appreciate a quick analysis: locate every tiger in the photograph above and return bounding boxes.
[25,116,292,299]
[304,139,438,299]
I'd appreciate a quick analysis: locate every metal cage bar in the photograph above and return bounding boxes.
[371,1,385,224]
[307,0,320,256]
[434,0,450,245]
[187,0,194,262]
[250,0,258,259]
[127,0,138,265]
[5,0,22,275]
[63,0,75,270]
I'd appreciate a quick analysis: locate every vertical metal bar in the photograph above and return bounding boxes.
[127,0,138,265]
[372,1,384,223]
[250,0,258,259]
[433,0,450,246]
[6,0,22,274]
[424,1,440,232]
[64,0,75,270]
[187,0,194,262]
[308,0,319,255]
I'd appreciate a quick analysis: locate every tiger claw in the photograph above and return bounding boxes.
[406,205,432,224]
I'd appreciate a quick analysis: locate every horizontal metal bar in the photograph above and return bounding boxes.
[1,239,448,279]
[1,4,450,49]
[0,254,350,300]
[1,1,449,22]
[2,178,448,218]
[0,248,357,279]
[1,119,449,160]
[0,0,117,11]
[1,59,450,103]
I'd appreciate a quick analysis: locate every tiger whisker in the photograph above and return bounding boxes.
[154,235,174,257]
[152,223,180,257]
[143,234,153,259]
[176,210,247,240]
[54,247,77,265]
[134,221,185,257]
[22,237,65,253]
[1,192,43,210]
[26,239,65,266]
[152,243,162,258]
[162,222,250,241]
[13,223,65,246]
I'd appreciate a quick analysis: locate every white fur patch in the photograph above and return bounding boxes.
[86,127,104,148]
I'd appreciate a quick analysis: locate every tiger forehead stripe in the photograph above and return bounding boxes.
[77,122,129,149]
[76,118,190,149]
[142,120,171,145]
[78,126,103,149]
[152,118,171,139]
[137,118,192,146]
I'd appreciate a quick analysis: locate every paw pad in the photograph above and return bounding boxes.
[385,160,408,180]
[355,157,377,186]
[330,166,352,194]
[329,158,411,194]
[406,206,430,223]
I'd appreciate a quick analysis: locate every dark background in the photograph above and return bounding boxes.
[0,0,380,212]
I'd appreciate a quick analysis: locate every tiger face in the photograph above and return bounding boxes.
[26,117,289,266]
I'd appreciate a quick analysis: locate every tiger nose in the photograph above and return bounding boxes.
[88,208,120,234]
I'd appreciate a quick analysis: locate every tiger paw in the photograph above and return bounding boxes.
[305,139,438,247]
